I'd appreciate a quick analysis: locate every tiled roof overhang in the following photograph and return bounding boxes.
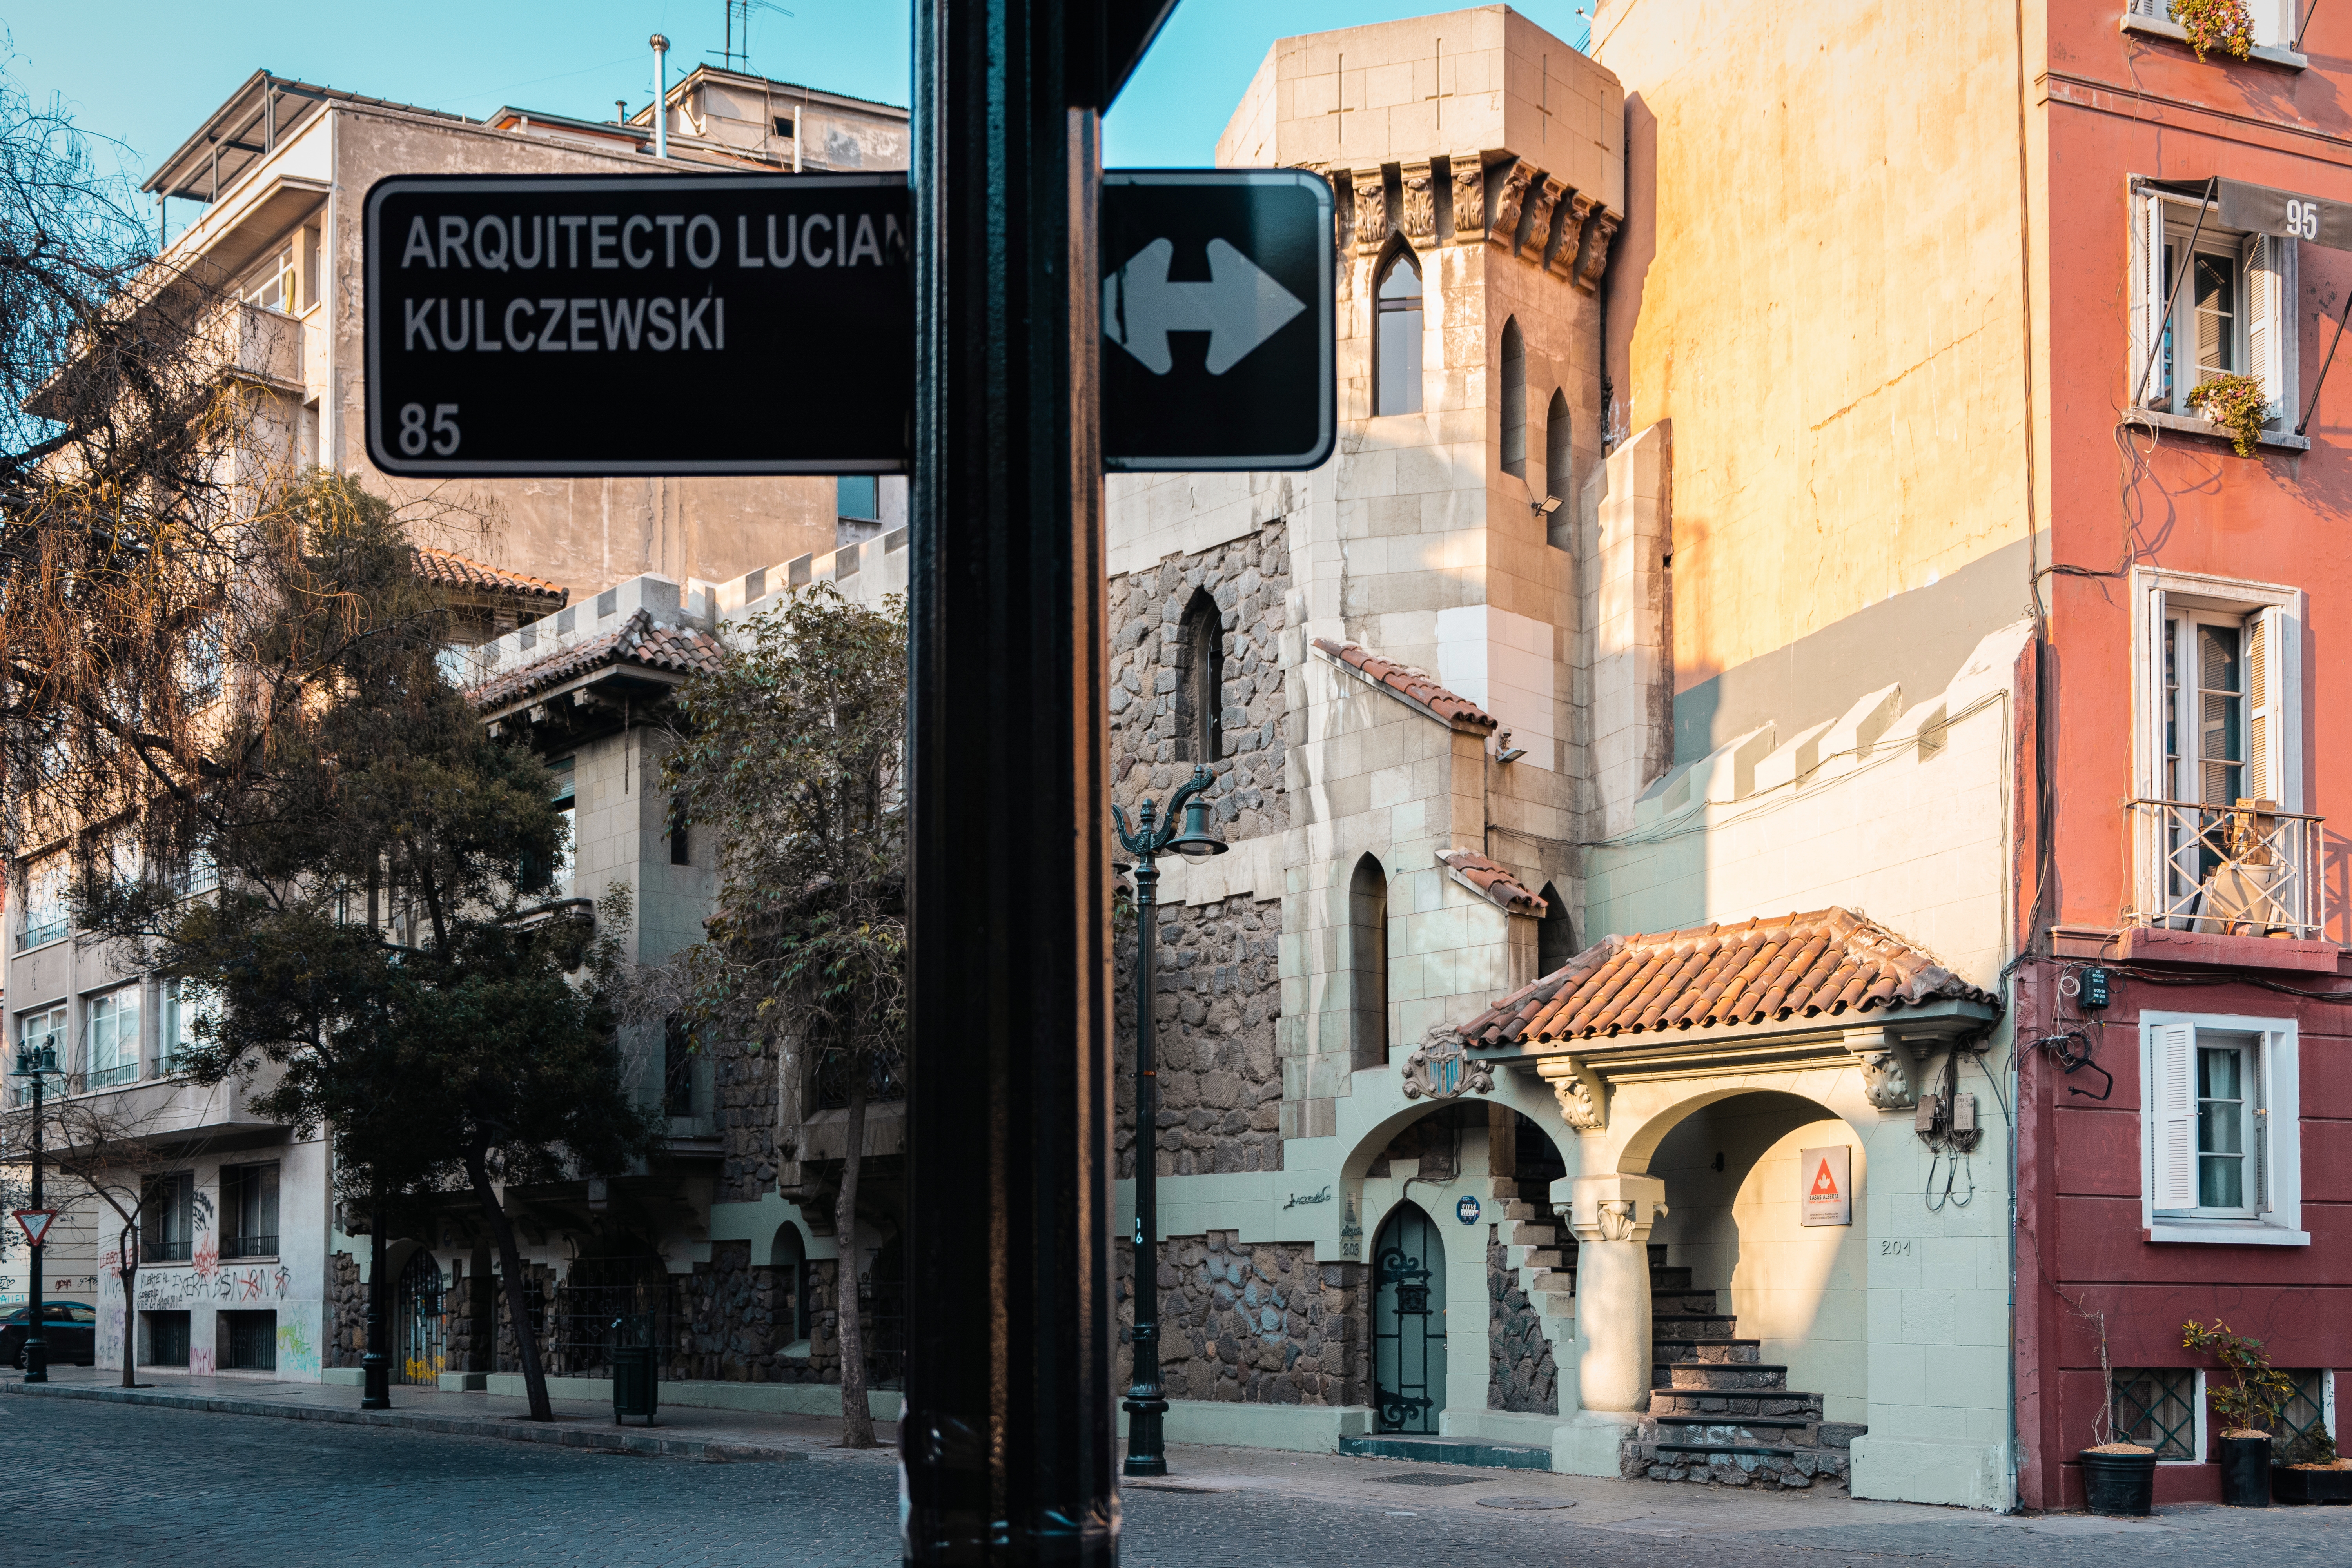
[1437,849,1548,916]
[1311,638,1498,733]
[415,548,569,608]
[1458,908,1999,1068]
[471,609,723,718]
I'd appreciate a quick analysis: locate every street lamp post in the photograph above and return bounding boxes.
[10,1034,58,1383]
[1111,764,1226,1477]
[360,1201,390,1409]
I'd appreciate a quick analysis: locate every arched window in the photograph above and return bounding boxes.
[1544,390,1572,549]
[1499,319,1526,478]
[773,1224,810,1346]
[1374,247,1424,416]
[1173,588,1225,763]
[1537,882,1576,976]
[1349,853,1390,1070]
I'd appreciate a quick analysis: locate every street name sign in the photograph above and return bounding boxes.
[364,168,1334,477]
[1100,170,1334,472]
[13,1209,57,1248]
[364,173,912,477]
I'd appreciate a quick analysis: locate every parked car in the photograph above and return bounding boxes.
[0,1301,98,1367]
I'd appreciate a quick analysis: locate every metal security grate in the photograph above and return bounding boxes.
[2113,1367,2199,1459]
[2279,1370,2331,1445]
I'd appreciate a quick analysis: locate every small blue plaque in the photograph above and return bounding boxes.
[1456,1194,1481,1225]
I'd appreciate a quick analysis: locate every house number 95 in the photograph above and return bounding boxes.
[2285,199,2323,241]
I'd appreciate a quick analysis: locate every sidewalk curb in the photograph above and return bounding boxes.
[0,1380,806,1463]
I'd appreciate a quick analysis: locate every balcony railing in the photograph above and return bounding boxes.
[2129,797,2323,939]
[221,1233,278,1260]
[140,1237,193,1265]
[15,917,66,952]
[84,1063,139,1090]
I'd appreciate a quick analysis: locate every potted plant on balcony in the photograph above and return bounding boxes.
[2183,1319,2296,1506]
[2273,1424,2352,1504]
[2187,374,2271,456]
[2169,0,2256,62]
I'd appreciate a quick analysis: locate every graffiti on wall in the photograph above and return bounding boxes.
[276,1320,318,1375]
[106,1264,294,1309]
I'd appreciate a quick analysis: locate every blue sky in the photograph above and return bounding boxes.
[2,0,1590,221]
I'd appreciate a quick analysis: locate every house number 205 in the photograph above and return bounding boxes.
[1879,1240,1912,1257]
[2285,199,2323,240]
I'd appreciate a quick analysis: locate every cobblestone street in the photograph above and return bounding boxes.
[6,1397,2351,1566]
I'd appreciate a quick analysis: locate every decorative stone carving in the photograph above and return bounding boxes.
[1350,165,1389,255]
[1844,1027,1918,1111]
[1449,152,1486,244]
[1538,1054,1606,1131]
[1398,159,1437,244]
[1518,174,1564,265]
[1297,162,1342,260]
[1547,191,1595,280]
[1487,160,1535,251]
[1572,208,1621,293]
[1402,1025,1495,1100]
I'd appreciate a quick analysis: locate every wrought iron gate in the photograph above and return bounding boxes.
[1372,1202,1446,1434]
[395,1248,445,1386]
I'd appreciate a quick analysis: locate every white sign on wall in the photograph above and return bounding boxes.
[1801,1145,1853,1227]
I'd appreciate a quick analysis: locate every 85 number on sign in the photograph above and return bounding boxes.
[398,403,461,457]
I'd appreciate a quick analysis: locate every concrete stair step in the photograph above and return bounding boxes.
[1535,1292,1576,1317]
[1651,1339,1762,1365]
[1625,1439,1853,1491]
[1648,1265,1694,1291]
[1650,1391,1825,1421]
[1501,1221,1557,1247]
[1653,1289,1718,1315]
[1653,1414,1821,1446]
[1336,1434,1553,1471]
[1651,1313,1740,1342]
[1512,1248,1563,1271]
[1489,1179,1521,1200]
[1652,1361,1790,1390]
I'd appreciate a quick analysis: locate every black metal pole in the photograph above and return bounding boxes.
[361,1200,390,1408]
[1123,844,1167,1476]
[24,1053,46,1383]
[903,0,1116,1561]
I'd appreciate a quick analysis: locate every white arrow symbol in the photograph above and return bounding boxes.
[1103,237,1307,376]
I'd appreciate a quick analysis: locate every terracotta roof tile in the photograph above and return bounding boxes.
[1457,908,1997,1047]
[470,609,724,710]
[1311,637,1498,733]
[1437,850,1548,915]
[414,548,569,606]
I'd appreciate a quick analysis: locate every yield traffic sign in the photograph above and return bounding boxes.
[1100,170,1334,472]
[13,1209,57,1249]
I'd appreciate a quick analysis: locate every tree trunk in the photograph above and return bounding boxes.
[118,1226,137,1387]
[834,1067,875,1447]
[466,1152,553,1421]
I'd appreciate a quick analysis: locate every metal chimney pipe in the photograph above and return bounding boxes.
[649,34,670,158]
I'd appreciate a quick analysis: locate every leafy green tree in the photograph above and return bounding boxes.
[84,473,659,1420]
[662,584,906,1448]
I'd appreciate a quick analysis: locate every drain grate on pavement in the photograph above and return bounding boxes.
[1370,1471,1487,1486]
[1476,1495,1579,1510]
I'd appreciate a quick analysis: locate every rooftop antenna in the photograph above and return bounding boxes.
[711,0,795,73]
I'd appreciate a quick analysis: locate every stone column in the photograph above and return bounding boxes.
[1567,1172,1667,1412]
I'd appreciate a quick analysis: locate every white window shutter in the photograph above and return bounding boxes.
[2132,194,2169,407]
[2151,1021,2199,1212]
[2245,606,2287,803]
[2245,233,2295,422]
[2252,1034,2274,1213]
[2127,0,2168,18]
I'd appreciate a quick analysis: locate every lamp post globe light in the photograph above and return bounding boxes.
[8,1034,58,1383]
[1111,764,1226,1477]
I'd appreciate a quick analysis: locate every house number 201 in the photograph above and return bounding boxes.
[1879,1240,1912,1257]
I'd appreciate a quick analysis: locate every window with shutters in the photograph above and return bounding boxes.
[2130,570,2316,937]
[2129,185,2298,436]
[2140,1011,2305,1245]
[2122,0,2306,58]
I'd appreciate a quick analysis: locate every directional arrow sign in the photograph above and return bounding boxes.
[1100,170,1334,472]
[13,1209,57,1249]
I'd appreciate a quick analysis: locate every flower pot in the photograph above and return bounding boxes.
[2220,1434,2272,1506]
[2273,1464,2352,1505]
[2081,1447,2158,1516]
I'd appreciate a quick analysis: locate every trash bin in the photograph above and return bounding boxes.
[611,1315,658,1426]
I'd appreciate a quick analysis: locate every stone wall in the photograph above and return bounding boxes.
[1114,1230,1365,1407]
[1115,894,1284,1178]
[1486,1232,1558,1414]
[327,1250,363,1368]
[666,1243,858,1386]
[715,1038,782,1205]
[1108,524,1291,838]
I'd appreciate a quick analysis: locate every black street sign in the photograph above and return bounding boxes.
[363,173,911,477]
[1100,169,1334,472]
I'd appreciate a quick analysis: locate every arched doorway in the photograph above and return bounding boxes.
[394,1248,444,1386]
[1372,1201,1446,1433]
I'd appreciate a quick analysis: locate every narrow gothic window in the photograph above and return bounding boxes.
[1544,390,1572,549]
[1175,589,1224,762]
[1349,854,1390,1071]
[1500,318,1526,477]
[1375,247,1424,416]
[1538,882,1576,975]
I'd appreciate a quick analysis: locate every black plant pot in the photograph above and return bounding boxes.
[2273,1464,2352,1504]
[2220,1435,2272,1506]
[2081,1448,2157,1516]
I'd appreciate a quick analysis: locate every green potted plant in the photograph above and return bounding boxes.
[2076,1304,2157,1515]
[2187,374,2272,457]
[2182,1319,2296,1507]
[2273,1423,2352,1505]
[2169,0,2256,62]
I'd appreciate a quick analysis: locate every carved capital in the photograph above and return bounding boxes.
[1844,1027,1918,1111]
[1548,191,1596,280]
[1398,159,1437,244]
[1518,174,1564,266]
[1448,152,1486,244]
[1487,160,1535,250]
[1350,165,1389,255]
[1537,1054,1606,1131]
[1567,1173,1668,1245]
[1573,207,1621,293]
